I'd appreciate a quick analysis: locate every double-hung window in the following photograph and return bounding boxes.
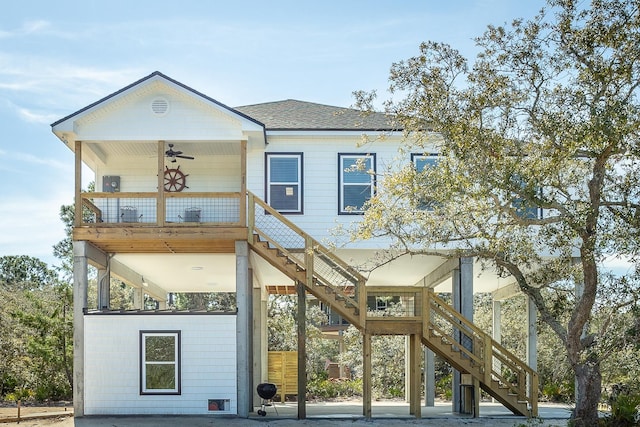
[339,153,376,214]
[140,331,181,395]
[266,153,303,214]
[411,153,440,210]
[510,175,541,219]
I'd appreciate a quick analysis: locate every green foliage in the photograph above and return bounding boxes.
[0,263,73,401]
[436,374,452,400]
[600,390,640,427]
[5,387,34,403]
[267,295,297,351]
[307,376,362,400]
[338,326,407,399]
[171,292,236,311]
[0,255,58,291]
[352,0,640,423]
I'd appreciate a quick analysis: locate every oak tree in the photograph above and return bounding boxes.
[353,0,640,424]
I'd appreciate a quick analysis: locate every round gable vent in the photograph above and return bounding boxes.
[151,97,169,116]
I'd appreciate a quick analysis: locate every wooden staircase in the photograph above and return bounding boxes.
[247,192,537,417]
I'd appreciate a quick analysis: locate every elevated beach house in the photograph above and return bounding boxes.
[51,71,538,418]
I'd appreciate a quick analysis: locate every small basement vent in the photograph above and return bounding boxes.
[208,399,230,411]
[151,97,169,116]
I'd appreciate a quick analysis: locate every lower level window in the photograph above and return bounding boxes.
[140,331,181,395]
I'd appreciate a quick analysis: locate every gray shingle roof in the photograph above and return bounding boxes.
[234,99,395,131]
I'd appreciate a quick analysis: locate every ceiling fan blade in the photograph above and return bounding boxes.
[176,155,194,160]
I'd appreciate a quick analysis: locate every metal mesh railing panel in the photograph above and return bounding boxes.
[166,197,239,224]
[92,197,156,223]
[366,291,422,317]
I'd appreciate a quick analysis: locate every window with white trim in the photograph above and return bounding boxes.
[511,175,541,219]
[339,153,375,214]
[411,153,440,210]
[140,331,181,395]
[266,153,303,214]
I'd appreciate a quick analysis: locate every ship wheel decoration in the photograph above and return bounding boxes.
[164,165,189,192]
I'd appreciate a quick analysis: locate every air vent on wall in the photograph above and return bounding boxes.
[151,97,169,116]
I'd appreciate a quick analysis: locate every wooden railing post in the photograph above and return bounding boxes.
[239,140,247,226]
[157,141,166,226]
[531,372,538,416]
[423,289,431,338]
[247,192,255,241]
[484,336,493,384]
[305,236,314,290]
[358,278,366,326]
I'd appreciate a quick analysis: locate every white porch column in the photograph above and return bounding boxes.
[236,241,252,417]
[252,272,265,408]
[526,296,537,371]
[405,336,410,403]
[424,348,435,406]
[97,267,109,310]
[452,257,474,414]
[72,241,89,417]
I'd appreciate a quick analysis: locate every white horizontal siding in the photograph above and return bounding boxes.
[96,156,241,193]
[247,134,406,247]
[84,314,237,415]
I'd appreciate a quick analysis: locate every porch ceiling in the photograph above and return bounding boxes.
[85,140,242,158]
[107,247,518,298]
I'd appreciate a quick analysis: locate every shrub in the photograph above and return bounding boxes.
[306,377,362,400]
[599,391,640,427]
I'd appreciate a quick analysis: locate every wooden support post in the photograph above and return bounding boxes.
[358,278,366,326]
[157,141,166,226]
[74,141,82,227]
[247,192,255,240]
[297,280,306,420]
[410,333,422,418]
[363,332,372,419]
[240,139,247,226]
[484,336,493,385]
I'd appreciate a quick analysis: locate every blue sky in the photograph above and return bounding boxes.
[0,0,548,268]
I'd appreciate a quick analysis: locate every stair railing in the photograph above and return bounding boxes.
[424,290,538,415]
[248,192,367,324]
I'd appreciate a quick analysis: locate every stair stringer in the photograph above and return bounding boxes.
[249,236,363,328]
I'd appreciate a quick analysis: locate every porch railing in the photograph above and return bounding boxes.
[248,192,367,324]
[424,291,538,415]
[78,192,244,226]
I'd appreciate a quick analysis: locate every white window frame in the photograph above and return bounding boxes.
[266,153,303,214]
[140,330,181,395]
[338,153,376,214]
[411,153,440,210]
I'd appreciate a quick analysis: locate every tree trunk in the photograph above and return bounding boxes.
[572,359,602,426]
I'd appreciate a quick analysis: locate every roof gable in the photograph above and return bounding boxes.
[51,71,264,132]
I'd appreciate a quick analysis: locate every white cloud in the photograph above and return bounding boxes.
[16,106,59,124]
[0,148,69,171]
[0,20,51,39]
